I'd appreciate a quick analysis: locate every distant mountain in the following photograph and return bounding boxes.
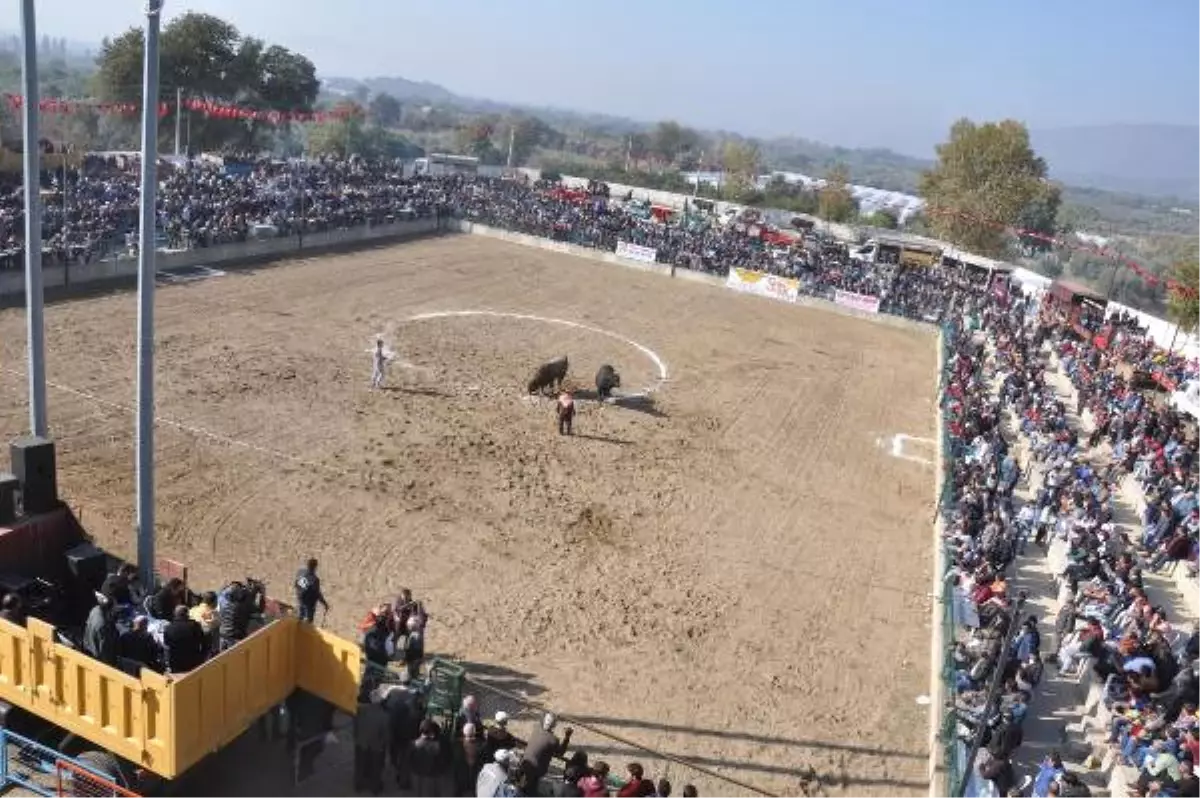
[1031,124,1199,201]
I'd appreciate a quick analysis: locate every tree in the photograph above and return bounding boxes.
[368,92,402,128]
[1166,250,1199,332]
[506,115,563,166]
[1013,182,1062,255]
[817,163,857,222]
[454,119,503,164]
[305,100,366,158]
[627,132,651,169]
[651,120,700,165]
[721,139,760,196]
[95,12,320,151]
[863,209,899,229]
[919,119,1050,257]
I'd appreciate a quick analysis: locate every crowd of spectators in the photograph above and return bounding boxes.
[0,154,1013,325]
[937,274,1198,797]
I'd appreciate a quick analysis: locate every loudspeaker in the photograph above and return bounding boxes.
[65,542,109,591]
[10,436,58,514]
[0,472,16,525]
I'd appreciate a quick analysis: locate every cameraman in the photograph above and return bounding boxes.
[217,578,265,652]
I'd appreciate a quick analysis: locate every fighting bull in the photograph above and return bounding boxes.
[528,356,569,394]
[595,364,621,400]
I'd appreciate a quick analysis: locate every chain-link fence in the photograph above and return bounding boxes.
[55,758,139,797]
[936,321,964,797]
[0,730,140,797]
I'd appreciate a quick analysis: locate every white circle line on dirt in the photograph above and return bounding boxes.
[404,310,669,398]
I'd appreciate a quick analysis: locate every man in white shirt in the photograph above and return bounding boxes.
[477,749,515,798]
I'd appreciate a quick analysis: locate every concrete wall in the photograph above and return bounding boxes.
[0,216,440,300]
[452,219,933,334]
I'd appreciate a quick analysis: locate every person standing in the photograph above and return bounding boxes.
[523,713,573,782]
[354,688,391,796]
[557,390,575,436]
[294,558,329,623]
[372,338,389,390]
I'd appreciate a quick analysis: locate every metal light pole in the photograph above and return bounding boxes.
[20,0,47,437]
[135,0,163,588]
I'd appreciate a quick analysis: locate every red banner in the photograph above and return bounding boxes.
[3,93,359,125]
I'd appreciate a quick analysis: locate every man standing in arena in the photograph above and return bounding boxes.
[295,558,330,623]
[372,338,389,390]
[557,390,576,435]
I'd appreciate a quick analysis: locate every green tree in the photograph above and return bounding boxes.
[506,115,562,166]
[818,163,858,222]
[96,12,319,151]
[651,120,700,164]
[1166,251,1199,332]
[863,209,899,229]
[1014,182,1063,255]
[368,92,402,128]
[919,118,1050,257]
[305,100,366,157]
[721,139,760,196]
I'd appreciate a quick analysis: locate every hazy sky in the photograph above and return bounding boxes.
[5,0,1198,157]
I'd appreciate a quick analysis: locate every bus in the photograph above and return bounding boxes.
[412,153,480,177]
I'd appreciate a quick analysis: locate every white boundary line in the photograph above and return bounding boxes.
[404,310,669,399]
[0,367,346,476]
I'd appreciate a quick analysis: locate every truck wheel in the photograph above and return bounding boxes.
[73,749,129,789]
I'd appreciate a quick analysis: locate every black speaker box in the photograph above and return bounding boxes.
[10,436,58,514]
[65,542,109,592]
[0,472,16,525]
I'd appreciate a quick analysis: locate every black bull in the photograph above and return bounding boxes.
[527,356,569,394]
[595,365,621,399]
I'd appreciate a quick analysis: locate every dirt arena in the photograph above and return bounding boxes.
[0,235,937,796]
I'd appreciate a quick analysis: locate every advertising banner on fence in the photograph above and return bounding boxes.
[833,289,881,314]
[616,240,658,264]
[725,267,800,304]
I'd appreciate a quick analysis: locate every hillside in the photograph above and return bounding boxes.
[1031,124,1200,200]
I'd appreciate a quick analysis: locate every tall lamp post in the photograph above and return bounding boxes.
[20,0,46,437]
[135,0,163,588]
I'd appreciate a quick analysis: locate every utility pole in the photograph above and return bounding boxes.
[624,135,632,172]
[506,125,515,169]
[135,0,163,589]
[174,86,182,156]
[20,0,46,437]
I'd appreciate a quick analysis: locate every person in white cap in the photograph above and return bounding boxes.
[476,748,515,797]
[484,711,522,762]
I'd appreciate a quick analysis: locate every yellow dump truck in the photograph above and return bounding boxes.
[0,506,363,793]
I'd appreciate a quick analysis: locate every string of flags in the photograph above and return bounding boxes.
[924,204,1197,299]
[2,94,362,125]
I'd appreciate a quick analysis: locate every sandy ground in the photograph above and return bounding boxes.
[0,235,937,796]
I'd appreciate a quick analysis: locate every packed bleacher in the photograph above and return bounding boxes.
[0,155,1000,323]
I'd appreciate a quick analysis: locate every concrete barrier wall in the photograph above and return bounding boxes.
[452,219,933,334]
[0,216,439,300]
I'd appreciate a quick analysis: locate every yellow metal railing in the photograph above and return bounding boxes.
[0,615,361,779]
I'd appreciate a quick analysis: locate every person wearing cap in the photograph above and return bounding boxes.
[484,711,523,764]
[523,713,573,781]
[476,748,515,798]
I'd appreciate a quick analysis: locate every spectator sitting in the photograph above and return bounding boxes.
[117,615,161,674]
